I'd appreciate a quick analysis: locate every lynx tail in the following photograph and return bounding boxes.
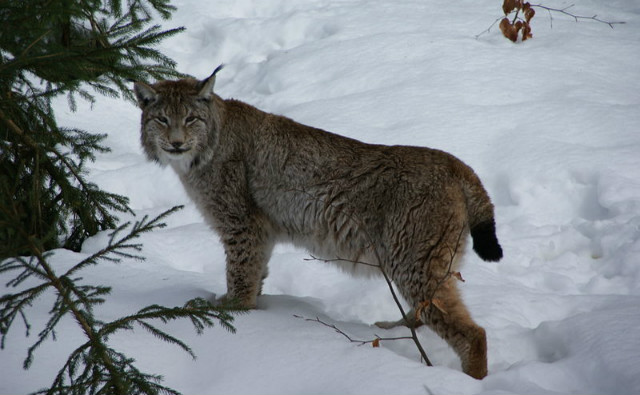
[470,219,502,262]
[457,163,503,262]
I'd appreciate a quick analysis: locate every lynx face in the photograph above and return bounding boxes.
[134,70,221,172]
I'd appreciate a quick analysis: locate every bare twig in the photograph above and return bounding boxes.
[379,261,433,366]
[293,315,412,346]
[304,255,378,268]
[475,16,504,39]
[531,3,625,29]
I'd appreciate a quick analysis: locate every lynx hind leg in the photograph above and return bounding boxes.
[418,277,488,379]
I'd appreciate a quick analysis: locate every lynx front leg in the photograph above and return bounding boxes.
[220,221,273,309]
[209,160,274,309]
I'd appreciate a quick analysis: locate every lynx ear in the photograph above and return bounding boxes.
[133,82,157,108]
[197,64,224,99]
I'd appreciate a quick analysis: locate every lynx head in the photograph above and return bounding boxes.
[133,65,224,171]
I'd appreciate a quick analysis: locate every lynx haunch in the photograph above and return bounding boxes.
[133,66,502,379]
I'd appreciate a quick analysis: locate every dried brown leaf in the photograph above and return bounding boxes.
[372,338,380,348]
[452,271,466,282]
[499,18,518,42]
[502,0,517,15]
[522,22,533,40]
[524,7,535,23]
[515,20,523,32]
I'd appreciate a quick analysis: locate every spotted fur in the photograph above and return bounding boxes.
[133,67,502,379]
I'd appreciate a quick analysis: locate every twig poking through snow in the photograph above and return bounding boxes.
[293,315,413,347]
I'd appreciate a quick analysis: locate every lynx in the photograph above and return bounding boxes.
[133,66,502,379]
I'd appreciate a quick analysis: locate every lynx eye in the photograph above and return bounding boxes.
[155,116,169,125]
[185,115,198,125]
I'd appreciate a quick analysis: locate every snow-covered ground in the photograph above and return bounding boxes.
[2,0,640,393]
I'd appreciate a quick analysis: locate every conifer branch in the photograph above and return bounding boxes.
[20,238,128,393]
[1,207,242,394]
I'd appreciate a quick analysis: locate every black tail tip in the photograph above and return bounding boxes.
[471,220,503,262]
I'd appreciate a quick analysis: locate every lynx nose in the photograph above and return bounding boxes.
[165,140,188,153]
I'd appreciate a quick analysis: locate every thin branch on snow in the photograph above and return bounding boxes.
[531,4,625,29]
[293,315,413,346]
[475,16,505,39]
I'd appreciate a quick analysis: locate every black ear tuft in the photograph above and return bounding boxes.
[212,64,224,76]
[197,64,225,98]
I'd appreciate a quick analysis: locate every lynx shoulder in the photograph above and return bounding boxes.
[133,66,502,379]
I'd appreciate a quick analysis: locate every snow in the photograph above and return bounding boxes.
[2,0,640,394]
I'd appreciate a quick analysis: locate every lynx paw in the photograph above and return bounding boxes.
[215,293,257,309]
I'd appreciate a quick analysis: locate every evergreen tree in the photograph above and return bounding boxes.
[0,2,244,394]
[0,0,184,258]
[1,207,241,395]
